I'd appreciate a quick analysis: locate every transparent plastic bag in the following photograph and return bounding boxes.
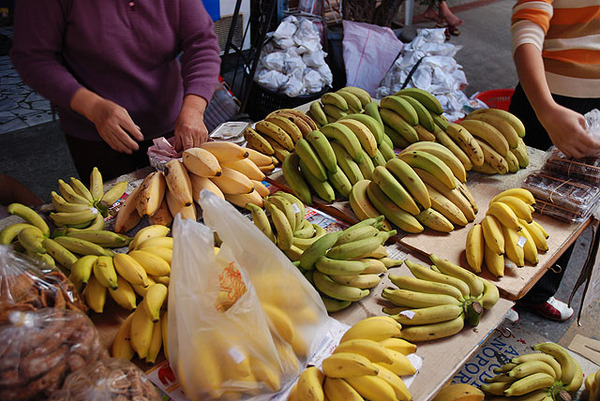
[48,358,161,401]
[168,191,333,401]
[0,245,87,321]
[0,308,108,400]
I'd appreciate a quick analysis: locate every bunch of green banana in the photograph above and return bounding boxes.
[80,225,172,313]
[289,316,416,401]
[243,108,318,165]
[381,254,500,342]
[50,167,128,230]
[465,188,548,277]
[306,86,372,126]
[111,284,169,364]
[481,342,583,400]
[0,203,54,264]
[296,216,402,312]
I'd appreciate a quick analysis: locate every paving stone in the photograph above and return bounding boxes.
[0,118,27,133]
[12,107,37,117]
[31,100,51,110]
[0,97,17,110]
[23,112,53,126]
[25,92,45,102]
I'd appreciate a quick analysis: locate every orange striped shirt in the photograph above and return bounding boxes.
[512,0,600,98]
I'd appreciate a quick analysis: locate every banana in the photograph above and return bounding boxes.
[69,254,98,287]
[382,287,459,309]
[504,372,556,397]
[341,316,402,343]
[114,252,151,287]
[430,254,484,297]
[145,318,163,364]
[252,179,270,198]
[488,201,521,230]
[466,223,484,272]
[491,188,536,205]
[247,202,275,242]
[129,224,171,250]
[298,158,336,203]
[309,101,328,126]
[325,234,384,260]
[17,225,46,253]
[395,87,443,114]
[114,184,142,234]
[58,179,91,204]
[299,229,341,269]
[435,128,474,171]
[7,203,50,236]
[42,237,78,269]
[54,235,113,257]
[414,123,437,142]
[517,222,539,264]
[246,147,273,167]
[473,160,504,175]
[267,201,294,250]
[337,118,378,157]
[222,158,265,182]
[199,140,249,163]
[336,90,363,113]
[404,141,467,183]
[210,166,254,195]
[51,191,93,213]
[334,338,393,364]
[265,115,303,143]
[338,87,372,107]
[391,304,464,326]
[480,381,512,396]
[519,219,548,252]
[400,314,465,342]
[108,275,137,310]
[425,183,469,227]
[85,274,107,313]
[495,195,533,223]
[330,140,364,185]
[381,95,419,125]
[313,270,370,302]
[484,242,505,277]
[507,360,557,380]
[295,138,328,181]
[99,180,128,207]
[244,126,275,155]
[273,191,305,226]
[89,166,104,201]
[320,122,363,162]
[297,366,325,401]
[348,180,392,230]
[502,224,525,267]
[66,177,93,204]
[378,139,397,164]
[268,110,315,137]
[111,313,135,360]
[459,119,510,156]
[432,384,484,401]
[381,159,429,210]
[398,149,456,189]
[323,377,364,401]
[416,207,455,232]
[164,159,194,206]
[254,120,295,151]
[342,114,383,147]
[465,110,520,148]
[389,273,464,300]
[345,374,398,401]
[322,351,380,378]
[354,257,388,274]
[378,337,417,355]
[335,224,379,245]
[372,166,420,215]
[375,364,412,401]
[467,108,525,138]
[143,283,168,322]
[129,249,171,276]
[404,259,470,298]
[511,138,530,168]
[49,207,99,227]
[504,149,521,173]
[512,353,562,380]
[130,302,156,359]
[481,214,505,255]
[282,153,312,205]
[136,171,167,217]
[189,172,225,202]
[475,138,509,174]
[92,255,118,289]
[0,222,37,245]
[305,129,337,173]
[380,108,419,143]
[445,123,485,167]
[531,342,578,386]
[321,92,348,111]
[328,167,353,199]
[366,181,424,234]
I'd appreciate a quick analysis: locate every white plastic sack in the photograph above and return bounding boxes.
[342,20,404,96]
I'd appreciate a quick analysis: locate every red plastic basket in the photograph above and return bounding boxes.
[473,89,515,111]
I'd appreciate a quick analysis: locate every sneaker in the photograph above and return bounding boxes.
[505,308,520,324]
[532,297,574,322]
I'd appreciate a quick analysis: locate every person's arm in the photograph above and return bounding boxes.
[513,44,600,159]
[173,0,221,151]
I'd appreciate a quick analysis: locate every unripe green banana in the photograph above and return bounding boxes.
[299,231,342,270]
[315,256,369,276]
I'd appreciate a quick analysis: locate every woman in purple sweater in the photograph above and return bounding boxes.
[10,0,221,182]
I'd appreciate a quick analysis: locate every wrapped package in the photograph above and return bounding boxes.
[48,358,161,401]
[0,308,108,400]
[541,147,600,186]
[0,246,86,321]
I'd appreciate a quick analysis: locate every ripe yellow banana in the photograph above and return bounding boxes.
[340,316,402,343]
[517,222,539,265]
[388,273,463,300]
[322,351,380,378]
[519,219,549,252]
[495,195,534,223]
[7,203,50,236]
[244,126,275,155]
[85,274,107,313]
[93,255,118,290]
[467,108,525,138]
[337,118,378,157]
[136,171,167,217]
[432,383,484,401]
[164,159,194,207]
[445,123,484,167]
[130,303,156,360]
[404,259,470,298]
[108,275,137,310]
[487,201,521,230]
[345,374,398,401]
[398,150,456,189]
[479,277,500,309]
[296,366,325,401]
[312,270,370,302]
[42,237,78,270]
[465,109,520,148]
[416,168,475,222]
[532,342,579,387]
[491,188,536,205]
[199,140,250,163]
[129,249,171,276]
[416,208,455,233]
[129,224,170,250]
[484,242,505,277]
[320,122,364,162]
[111,312,135,360]
[323,377,364,401]
[89,166,104,201]
[504,372,556,397]
[425,183,469,227]
[403,141,467,183]
[58,179,91,204]
[113,252,151,287]
[210,166,254,195]
[382,288,459,309]
[143,283,168,322]
[507,360,557,380]
[466,223,484,272]
[391,303,463,326]
[17,225,46,253]
[436,128,474,171]
[100,180,128,207]
[400,314,465,342]
[145,317,163,364]
[481,214,505,255]
[114,184,142,234]
[375,363,412,400]
[459,119,510,157]
[430,254,484,297]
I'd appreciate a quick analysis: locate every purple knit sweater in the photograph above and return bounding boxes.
[10,0,221,141]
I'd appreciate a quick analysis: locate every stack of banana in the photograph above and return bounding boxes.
[243,108,318,166]
[381,254,500,342]
[306,86,372,125]
[431,384,485,401]
[296,217,402,313]
[81,225,172,314]
[114,141,271,233]
[465,188,549,277]
[289,316,417,401]
[585,368,600,400]
[49,167,128,230]
[481,342,583,400]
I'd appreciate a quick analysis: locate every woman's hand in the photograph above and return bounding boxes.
[71,88,143,153]
[174,95,209,151]
[539,104,600,159]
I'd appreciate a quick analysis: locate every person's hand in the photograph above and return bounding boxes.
[539,104,600,159]
[174,95,209,151]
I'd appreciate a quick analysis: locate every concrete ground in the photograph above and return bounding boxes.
[0,0,597,347]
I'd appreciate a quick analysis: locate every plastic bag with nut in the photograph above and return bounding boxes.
[168,190,335,401]
[0,245,87,322]
[48,357,161,401]
[0,308,108,400]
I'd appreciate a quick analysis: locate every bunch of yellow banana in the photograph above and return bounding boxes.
[49,168,128,230]
[297,216,401,313]
[585,368,600,400]
[81,225,172,313]
[465,188,549,277]
[431,383,485,401]
[306,86,372,126]
[481,342,583,400]
[243,108,318,166]
[381,254,500,342]
[111,283,169,364]
[288,315,417,401]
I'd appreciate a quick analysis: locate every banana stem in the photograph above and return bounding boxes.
[463,299,483,326]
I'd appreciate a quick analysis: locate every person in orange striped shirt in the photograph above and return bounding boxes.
[508,0,600,322]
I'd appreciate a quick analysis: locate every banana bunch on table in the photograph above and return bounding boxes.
[431,384,485,401]
[80,225,172,313]
[381,254,500,343]
[306,86,371,125]
[48,168,128,230]
[243,108,318,166]
[481,342,583,400]
[289,316,417,401]
[585,368,600,400]
[465,188,549,277]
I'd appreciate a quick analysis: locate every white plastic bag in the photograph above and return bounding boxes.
[168,191,333,401]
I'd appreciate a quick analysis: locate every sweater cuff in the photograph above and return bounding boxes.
[512,20,545,56]
[184,82,219,108]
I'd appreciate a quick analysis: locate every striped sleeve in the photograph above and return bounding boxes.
[511,0,553,54]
